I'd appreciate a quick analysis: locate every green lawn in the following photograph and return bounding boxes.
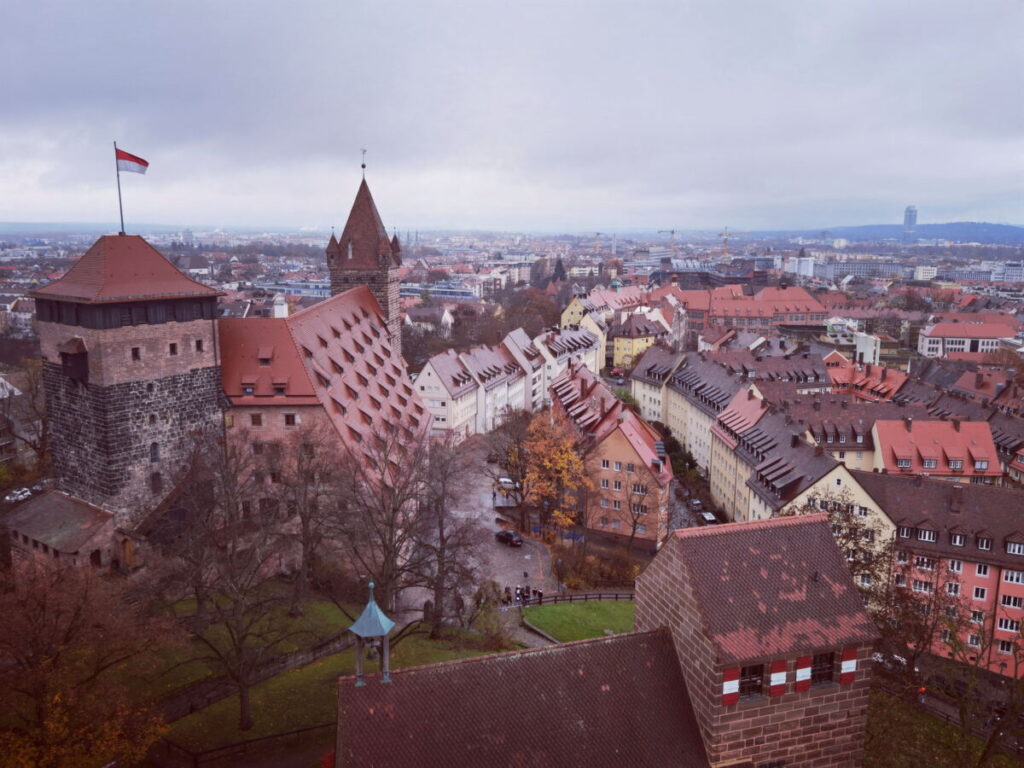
[523,600,634,642]
[167,627,511,754]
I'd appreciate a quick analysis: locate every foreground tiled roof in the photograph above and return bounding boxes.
[336,629,710,768]
[671,515,878,663]
[30,235,223,303]
[3,490,112,554]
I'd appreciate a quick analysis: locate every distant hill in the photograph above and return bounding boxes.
[756,222,1024,245]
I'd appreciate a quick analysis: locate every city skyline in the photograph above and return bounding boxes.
[2,1,1021,231]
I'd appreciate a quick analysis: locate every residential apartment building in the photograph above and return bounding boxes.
[854,473,1024,679]
[870,418,1003,484]
[551,363,672,551]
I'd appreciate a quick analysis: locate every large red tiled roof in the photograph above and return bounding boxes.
[336,629,710,768]
[219,286,425,454]
[922,321,1017,340]
[30,235,223,304]
[670,515,878,663]
[873,419,1001,477]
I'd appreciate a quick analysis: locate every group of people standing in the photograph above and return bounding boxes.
[502,584,544,608]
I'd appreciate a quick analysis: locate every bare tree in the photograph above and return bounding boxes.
[326,423,430,612]
[415,435,485,638]
[153,433,308,732]
[0,563,181,767]
[485,407,532,512]
[0,357,49,476]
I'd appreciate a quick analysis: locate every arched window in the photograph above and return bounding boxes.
[150,443,160,463]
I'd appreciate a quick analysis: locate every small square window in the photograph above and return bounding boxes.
[284,414,297,427]
[169,343,178,356]
[250,413,263,427]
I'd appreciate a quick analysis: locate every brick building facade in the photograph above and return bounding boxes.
[636,515,878,767]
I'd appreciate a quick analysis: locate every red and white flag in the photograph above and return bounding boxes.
[116,148,149,174]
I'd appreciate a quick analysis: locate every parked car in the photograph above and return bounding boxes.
[497,477,519,491]
[3,488,30,504]
[496,530,523,547]
[697,511,717,525]
[688,498,704,510]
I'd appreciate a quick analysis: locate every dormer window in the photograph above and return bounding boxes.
[896,459,912,470]
[949,460,963,471]
[973,460,989,471]
[1008,542,1024,556]
[897,526,912,539]
[922,459,937,470]
[978,537,992,551]
[951,533,965,547]
[856,435,864,444]
[259,357,271,367]
[917,529,937,543]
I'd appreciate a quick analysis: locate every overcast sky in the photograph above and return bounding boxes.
[2,0,1021,232]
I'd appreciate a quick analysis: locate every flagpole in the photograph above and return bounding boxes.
[113,141,125,235]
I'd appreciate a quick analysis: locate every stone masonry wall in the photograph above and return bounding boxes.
[329,269,401,359]
[636,542,873,768]
[43,362,224,529]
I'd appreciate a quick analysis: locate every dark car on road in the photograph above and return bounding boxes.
[496,530,523,547]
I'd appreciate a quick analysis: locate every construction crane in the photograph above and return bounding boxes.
[718,227,751,259]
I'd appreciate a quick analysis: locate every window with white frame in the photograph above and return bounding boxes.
[626,462,635,473]
[614,461,622,472]
[612,500,622,510]
[613,480,622,491]
[601,479,609,489]
[951,534,965,547]
[1005,570,1024,585]
[978,537,992,551]
[971,609,984,623]
[860,574,872,587]
[949,559,963,573]
[998,618,1021,633]
[600,498,609,508]
[915,556,936,571]
[968,634,981,648]
[896,459,912,469]
[918,529,937,542]
[896,550,909,563]
[974,587,987,601]
[912,580,932,593]
[974,460,989,471]
[894,574,907,587]
[1008,542,1024,556]
[998,640,1014,654]
[857,506,869,518]
[601,459,609,469]
[977,563,989,577]
[949,460,963,471]
[946,582,960,596]
[898,526,912,539]
[1001,595,1024,609]
[923,459,938,470]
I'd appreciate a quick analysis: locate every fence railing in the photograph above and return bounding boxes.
[519,591,634,607]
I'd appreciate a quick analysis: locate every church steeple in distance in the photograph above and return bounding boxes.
[327,177,403,359]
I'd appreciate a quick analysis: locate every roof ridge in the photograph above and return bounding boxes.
[674,512,828,539]
[336,628,668,683]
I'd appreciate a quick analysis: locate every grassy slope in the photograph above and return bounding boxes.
[523,601,635,642]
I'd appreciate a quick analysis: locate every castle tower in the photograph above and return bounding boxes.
[327,179,402,359]
[30,235,225,528]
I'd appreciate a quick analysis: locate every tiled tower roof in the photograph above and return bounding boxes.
[327,179,401,270]
[30,235,222,303]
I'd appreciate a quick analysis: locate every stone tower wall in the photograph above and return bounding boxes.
[329,268,402,359]
[38,315,224,528]
[636,541,873,768]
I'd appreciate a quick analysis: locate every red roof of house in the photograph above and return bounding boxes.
[873,419,1002,477]
[922,321,1017,340]
[337,630,711,768]
[30,235,223,304]
[668,515,878,664]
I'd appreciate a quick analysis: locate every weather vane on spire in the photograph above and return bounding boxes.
[361,148,367,179]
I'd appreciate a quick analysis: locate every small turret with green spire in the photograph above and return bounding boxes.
[349,582,395,685]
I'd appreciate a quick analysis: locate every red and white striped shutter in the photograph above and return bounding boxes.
[794,655,812,692]
[839,647,857,684]
[721,667,740,706]
[769,659,787,697]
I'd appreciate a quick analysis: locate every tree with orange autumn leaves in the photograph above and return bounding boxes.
[522,411,590,531]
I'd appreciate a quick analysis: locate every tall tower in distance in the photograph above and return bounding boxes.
[30,235,225,529]
[326,179,403,359]
[903,205,917,245]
